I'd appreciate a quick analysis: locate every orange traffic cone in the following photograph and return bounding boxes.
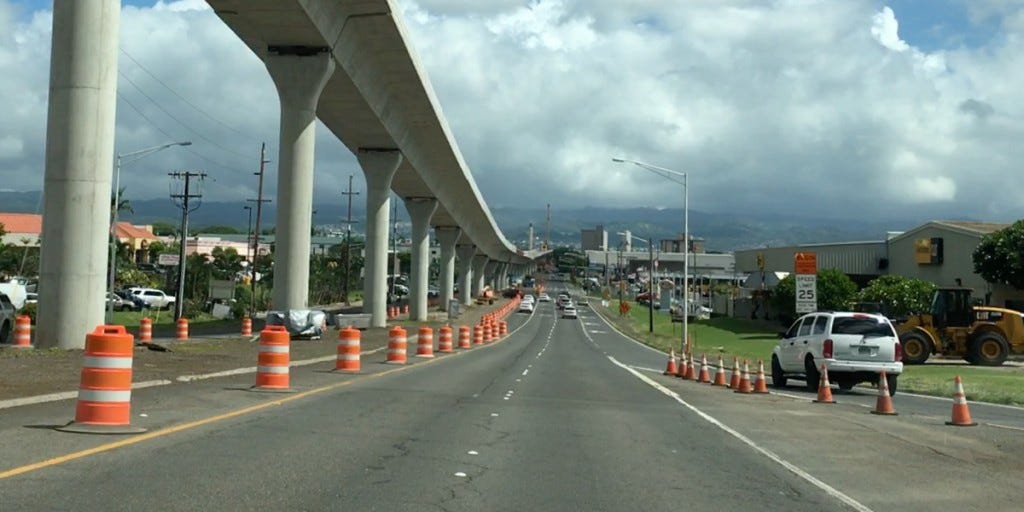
[752,360,769,394]
[685,353,696,380]
[733,359,752,393]
[946,376,977,426]
[697,354,711,383]
[870,371,897,415]
[712,355,728,386]
[676,351,688,379]
[813,364,835,404]
[663,348,678,376]
[728,357,741,389]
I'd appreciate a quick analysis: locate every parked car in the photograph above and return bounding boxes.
[116,289,149,310]
[772,312,903,395]
[427,286,440,298]
[25,292,38,305]
[106,292,137,312]
[131,288,176,310]
[562,305,578,319]
[0,292,15,344]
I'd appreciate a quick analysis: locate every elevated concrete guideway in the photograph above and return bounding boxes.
[207,1,530,261]
[206,0,536,325]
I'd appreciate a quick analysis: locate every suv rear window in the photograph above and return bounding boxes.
[830,316,894,337]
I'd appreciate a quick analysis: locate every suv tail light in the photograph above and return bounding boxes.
[823,339,834,359]
[895,341,902,362]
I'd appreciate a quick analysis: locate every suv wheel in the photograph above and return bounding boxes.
[770,355,787,388]
[886,373,898,396]
[837,379,856,391]
[0,321,9,344]
[804,356,820,392]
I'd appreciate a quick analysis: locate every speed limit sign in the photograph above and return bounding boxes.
[796,274,817,313]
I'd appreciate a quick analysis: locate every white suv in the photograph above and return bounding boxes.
[131,288,176,310]
[772,312,903,395]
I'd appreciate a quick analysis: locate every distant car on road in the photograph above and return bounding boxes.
[518,301,534,313]
[577,296,590,307]
[562,305,578,319]
[131,288,176,310]
[538,293,551,302]
[0,292,15,344]
[427,286,440,298]
[772,312,903,395]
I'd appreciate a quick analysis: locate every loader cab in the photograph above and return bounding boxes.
[930,288,973,329]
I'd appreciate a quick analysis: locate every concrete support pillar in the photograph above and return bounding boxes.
[404,198,437,321]
[359,150,403,327]
[484,261,499,289]
[456,245,476,306]
[498,264,509,290]
[37,1,120,349]
[265,50,335,311]
[435,227,461,311]
[472,255,489,298]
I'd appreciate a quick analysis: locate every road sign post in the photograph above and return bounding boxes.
[794,252,817,314]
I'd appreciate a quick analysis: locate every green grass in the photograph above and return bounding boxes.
[111,309,224,326]
[595,298,1024,406]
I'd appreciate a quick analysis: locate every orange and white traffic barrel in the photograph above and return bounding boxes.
[473,325,484,345]
[57,325,144,434]
[416,326,435,358]
[138,317,152,342]
[176,317,189,340]
[483,322,493,343]
[499,321,508,337]
[253,325,291,391]
[438,326,454,353]
[241,316,253,337]
[13,315,32,348]
[458,325,471,349]
[387,326,408,364]
[402,304,409,315]
[336,326,360,372]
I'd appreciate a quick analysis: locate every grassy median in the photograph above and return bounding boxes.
[590,296,1024,406]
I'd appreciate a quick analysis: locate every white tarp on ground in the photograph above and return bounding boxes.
[266,309,327,339]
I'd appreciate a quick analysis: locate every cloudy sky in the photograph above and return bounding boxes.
[2,0,1024,223]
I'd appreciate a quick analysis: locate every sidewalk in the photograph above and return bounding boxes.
[0,298,510,403]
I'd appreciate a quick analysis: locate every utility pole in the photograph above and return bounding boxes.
[169,171,207,321]
[341,174,360,306]
[544,203,551,251]
[248,143,271,317]
[390,198,398,302]
[243,205,253,268]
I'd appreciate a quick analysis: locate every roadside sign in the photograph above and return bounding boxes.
[158,253,180,266]
[794,252,817,313]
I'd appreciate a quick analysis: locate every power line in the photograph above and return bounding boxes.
[116,92,252,175]
[119,48,264,143]
[118,68,253,159]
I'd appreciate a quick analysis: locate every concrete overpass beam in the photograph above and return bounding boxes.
[472,255,489,298]
[358,149,403,327]
[404,197,437,322]
[265,49,335,311]
[37,0,120,349]
[435,227,461,311]
[456,245,476,307]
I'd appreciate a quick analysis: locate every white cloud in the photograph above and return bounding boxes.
[2,0,1024,225]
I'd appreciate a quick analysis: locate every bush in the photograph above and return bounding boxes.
[182,299,205,320]
[19,303,37,324]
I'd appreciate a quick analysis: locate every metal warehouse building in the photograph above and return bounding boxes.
[734,220,1024,309]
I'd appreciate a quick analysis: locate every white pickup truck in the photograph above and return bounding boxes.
[130,288,176,310]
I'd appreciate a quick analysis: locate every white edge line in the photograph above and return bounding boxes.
[629,365,664,374]
[985,422,1024,432]
[0,379,173,411]
[607,355,874,512]
[895,390,1024,412]
[588,303,669,356]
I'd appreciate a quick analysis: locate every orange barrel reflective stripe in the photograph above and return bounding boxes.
[336,326,360,372]
[255,325,290,389]
[483,322,493,343]
[473,325,484,345]
[138,317,152,342]
[241,316,252,336]
[416,326,435,358]
[387,326,407,364]
[499,321,508,337]
[58,325,144,433]
[458,325,471,349]
[13,315,32,347]
[176,317,189,340]
[438,326,454,353]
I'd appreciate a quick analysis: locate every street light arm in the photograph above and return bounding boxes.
[612,158,687,185]
[119,141,192,165]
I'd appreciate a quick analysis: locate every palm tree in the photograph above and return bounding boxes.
[111,186,133,216]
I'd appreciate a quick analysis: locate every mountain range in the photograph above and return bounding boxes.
[0,190,923,251]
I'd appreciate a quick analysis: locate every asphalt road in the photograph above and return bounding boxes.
[1,283,1022,511]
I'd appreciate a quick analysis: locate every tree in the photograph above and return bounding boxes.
[152,221,179,237]
[200,225,241,235]
[111,186,133,215]
[858,275,935,318]
[771,268,858,323]
[210,247,243,279]
[974,220,1024,290]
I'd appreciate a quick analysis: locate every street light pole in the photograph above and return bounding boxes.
[244,205,253,267]
[107,141,191,323]
[613,157,689,353]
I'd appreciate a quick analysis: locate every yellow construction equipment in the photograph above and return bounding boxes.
[897,287,1024,366]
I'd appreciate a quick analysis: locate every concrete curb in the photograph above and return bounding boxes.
[0,379,172,411]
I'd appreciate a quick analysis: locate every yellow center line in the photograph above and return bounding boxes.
[0,316,526,481]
